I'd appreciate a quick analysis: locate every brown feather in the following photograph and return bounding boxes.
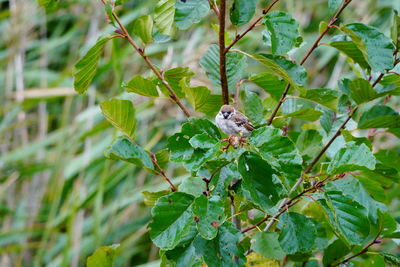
[231,113,254,132]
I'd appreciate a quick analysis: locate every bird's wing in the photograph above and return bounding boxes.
[231,113,255,131]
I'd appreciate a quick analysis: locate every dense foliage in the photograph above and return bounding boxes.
[1,0,400,266]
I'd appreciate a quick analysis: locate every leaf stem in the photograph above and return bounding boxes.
[266,0,353,125]
[100,0,191,117]
[150,153,177,192]
[224,0,281,53]
[219,0,230,104]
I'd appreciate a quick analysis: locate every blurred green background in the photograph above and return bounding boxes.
[0,0,399,266]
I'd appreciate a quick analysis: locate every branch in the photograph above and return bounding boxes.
[266,84,290,125]
[208,0,220,17]
[100,1,191,117]
[234,79,246,109]
[202,163,228,196]
[242,214,270,233]
[336,234,381,266]
[242,175,330,234]
[225,0,281,53]
[304,107,357,174]
[219,0,229,104]
[266,0,353,125]
[150,153,178,192]
[305,56,400,173]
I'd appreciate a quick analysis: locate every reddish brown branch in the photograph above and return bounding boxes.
[266,83,290,125]
[219,0,229,104]
[150,153,177,192]
[242,214,270,233]
[336,234,381,266]
[100,1,191,117]
[208,0,220,17]
[266,0,353,125]
[225,0,281,53]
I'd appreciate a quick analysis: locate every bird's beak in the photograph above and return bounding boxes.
[223,113,228,119]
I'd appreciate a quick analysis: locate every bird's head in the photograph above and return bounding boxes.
[219,105,235,119]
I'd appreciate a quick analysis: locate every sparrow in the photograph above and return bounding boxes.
[215,105,255,137]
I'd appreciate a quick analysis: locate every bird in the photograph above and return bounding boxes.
[215,105,255,137]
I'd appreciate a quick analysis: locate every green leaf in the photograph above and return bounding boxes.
[132,15,153,44]
[322,239,350,266]
[301,88,339,110]
[328,142,376,175]
[142,190,171,206]
[100,99,136,140]
[167,118,221,171]
[87,244,119,267]
[249,72,286,100]
[283,108,323,121]
[243,91,264,124]
[381,252,400,266]
[189,133,218,149]
[200,44,247,92]
[325,177,386,224]
[174,0,210,30]
[164,238,202,267]
[149,192,195,250]
[123,75,159,97]
[192,195,225,240]
[179,176,207,197]
[348,78,377,104]
[358,105,400,129]
[277,212,316,254]
[249,126,302,188]
[317,190,371,246]
[238,152,284,211]
[184,86,213,112]
[104,137,154,169]
[36,0,58,9]
[245,53,307,94]
[296,129,323,157]
[74,36,111,94]
[155,0,176,36]
[194,222,245,267]
[328,0,343,14]
[163,67,195,98]
[378,73,400,95]
[341,23,395,73]
[264,11,302,55]
[229,0,257,26]
[251,232,285,260]
[329,37,370,69]
[355,174,386,202]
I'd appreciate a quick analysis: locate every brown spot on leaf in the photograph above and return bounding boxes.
[211,221,219,228]
[194,216,200,223]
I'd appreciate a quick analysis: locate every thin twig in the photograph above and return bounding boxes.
[266,0,353,125]
[219,0,229,104]
[229,193,241,230]
[208,0,220,17]
[150,153,177,192]
[304,107,357,174]
[336,234,381,266]
[266,83,290,125]
[225,0,281,53]
[234,79,246,109]
[241,214,270,233]
[100,1,191,117]
[202,163,229,196]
